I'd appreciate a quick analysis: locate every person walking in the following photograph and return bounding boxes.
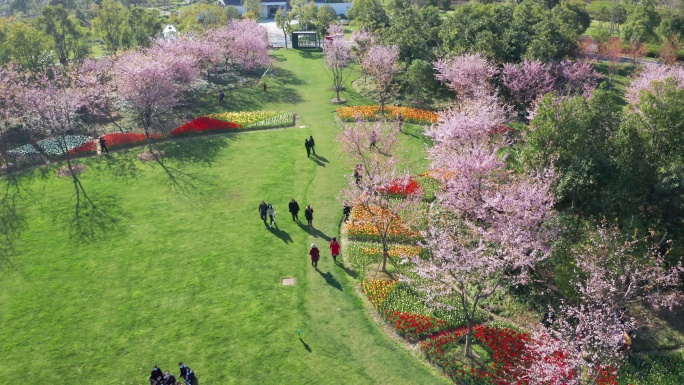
[289,198,300,221]
[218,89,225,104]
[163,371,176,385]
[310,243,320,268]
[99,135,109,154]
[259,201,268,224]
[343,201,352,222]
[369,129,378,149]
[305,205,314,228]
[305,138,311,158]
[309,135,316,155]
[267,204,277,228]
[178,363,188,383]
[150,365,164,385]
[263,82,267,92]
[330,237,340,263]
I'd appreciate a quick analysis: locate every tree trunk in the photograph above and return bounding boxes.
[464,324,473,358]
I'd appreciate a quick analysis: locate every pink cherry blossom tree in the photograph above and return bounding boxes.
[152,33,224,80]
[521,225,682,384]
[15,66,121,239]
[361,44,400,116]
[0,65,23,167]
[350,30,375,61]
[625,63,684,106]
[113,49,199,147]
[338,119,420,271]
[502,60,601,113]
[410,96,555,358]
[433,53,497,102]
[222,20,270,71]
[323,24,352,102]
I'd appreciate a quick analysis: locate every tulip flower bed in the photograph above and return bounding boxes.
[378,177,423,197]
[336,105,438,125]
[169,117,242,136]
[70,132,161,155]
[207,111,295,129]
[6,144,44,167]
[37,135,93,158]
[360,244,424,259]
[346,205,421,243]
[421,325,619,385]
[384,310,450,342]
[362,279,398,308]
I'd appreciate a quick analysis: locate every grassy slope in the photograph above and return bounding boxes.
[0,49,446,385]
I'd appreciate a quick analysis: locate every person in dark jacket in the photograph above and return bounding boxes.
[309,135,316,155]
[99,135,109,154]
[305,205,314,228]
[259,201,268,223]
[150,365,164,384]
[343,201,352,222]
[310,243,320,268]
[163,371,176,385]
[289,198,300,221]
[305,138,311,158]
[178,362,188,380]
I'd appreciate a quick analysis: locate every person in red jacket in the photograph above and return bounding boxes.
[329,237,340,263]
[310,243,320,268]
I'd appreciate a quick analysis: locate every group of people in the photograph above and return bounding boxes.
[260,199,315,228]
[150,363,195,385]
[309,237,340,268]
[304,136,316,158]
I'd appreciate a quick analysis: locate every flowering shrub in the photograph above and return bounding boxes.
[336,105,438,124]
[170,117,242,136]
[385,310,450,341]
[70,132,160,155]
[207,111,294,129]
[37,135,92,157]
[378,177,422,197]
[346,205,421,243]
[362,280,397,308]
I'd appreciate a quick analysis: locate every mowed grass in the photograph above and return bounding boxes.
[0,49,445,384]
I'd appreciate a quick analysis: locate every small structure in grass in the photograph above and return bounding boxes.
[282,277,297,286]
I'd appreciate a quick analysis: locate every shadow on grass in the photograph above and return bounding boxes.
[160,135,236,168]
[0,174,26,271]
[312,154,329,163]
[317,269,343,291]
[296,221,331,241]
[88,151,142,181]
[335,260,358,279]
[267,224,293,243]
[271,67,306,87]
[59,167,129,242]
[299,337,312,352]
[295,48,323,59]
[309,156,325,167]
[223,81,303,111]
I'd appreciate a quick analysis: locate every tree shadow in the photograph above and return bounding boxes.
[334,260,358,279]
[295,48,323,59]
[299,337,312,353]
[267,225,293,243]
[295,221,331,241]
[223,82,303,111]
[0,174,25,271]
[271,67,306,86]
[87,151,142,181]
[142,144,215,201]
[317,269,343,291]
[160,135,235,168]
[58,168,128,242]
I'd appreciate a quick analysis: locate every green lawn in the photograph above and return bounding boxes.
[0,49,447,385]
